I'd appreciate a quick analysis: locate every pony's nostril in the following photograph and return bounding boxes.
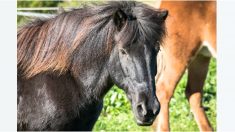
[137,104,142,114]
[153,104,157,115]
[142,103,147,116]
[137,103,147,116]
[153,102,160,115]
[153,107,157,115]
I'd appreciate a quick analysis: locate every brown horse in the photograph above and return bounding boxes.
[152,1,216,131]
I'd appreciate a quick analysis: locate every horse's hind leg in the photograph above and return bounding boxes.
[185,53,213,131]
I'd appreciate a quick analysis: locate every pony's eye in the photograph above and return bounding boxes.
[120,49,127,55]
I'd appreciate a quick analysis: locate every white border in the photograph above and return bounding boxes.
[217,0,235,131]
[0,0,17,131]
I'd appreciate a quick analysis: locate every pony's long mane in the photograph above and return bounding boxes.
[18,1,166,78]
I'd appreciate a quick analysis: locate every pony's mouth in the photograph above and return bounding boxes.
[136,118,154,126]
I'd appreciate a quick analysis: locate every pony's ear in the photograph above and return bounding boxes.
[157,9,168,20]
[113,9,127,31]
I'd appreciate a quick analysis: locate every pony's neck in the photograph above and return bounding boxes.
[69,19,116,100]
[70,49,114,101]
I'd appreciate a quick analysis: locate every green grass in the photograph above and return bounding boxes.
[94,58,216,131]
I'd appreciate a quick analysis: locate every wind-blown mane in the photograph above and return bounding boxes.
[17,1,166,78]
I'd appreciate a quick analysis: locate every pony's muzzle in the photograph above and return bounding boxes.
[135,99,160,126]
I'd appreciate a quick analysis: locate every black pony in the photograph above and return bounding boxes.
[17,1,168,130]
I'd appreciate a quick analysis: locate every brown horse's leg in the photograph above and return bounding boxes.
[185,54,213,131]
[153,57,187,131]
[153,81,173,131]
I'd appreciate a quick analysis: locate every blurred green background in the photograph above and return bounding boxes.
[17,1,216,131]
